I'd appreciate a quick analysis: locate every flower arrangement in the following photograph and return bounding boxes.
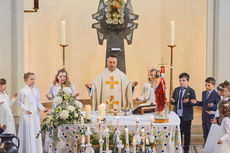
[105,0,125,25]
[37,86,83,139]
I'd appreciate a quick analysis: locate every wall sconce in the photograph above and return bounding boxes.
[24,0,39,13]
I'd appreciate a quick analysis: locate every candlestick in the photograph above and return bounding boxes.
[170,21,175,45]
[168,44,176,110]
[85,105,91,120]
[61,21,66,45]
[60,44,69,68]
[24,0,39,12]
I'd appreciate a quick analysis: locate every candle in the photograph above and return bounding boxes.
[81,116,84,125]
[105,127,110,151]
[101,104,106,119]
[87,126,91,144]
[125,128,129,153]
[87,126,90,132]
[141,128,145,138]
[116,117,120,127]
[170,21,175,45]
[150,116,154,123]
[61,21,66,45]
[146,137,149,145]
[34,0,39,9]
[81,135,85,145]
[132,137,137,153]
[85,105,91,120]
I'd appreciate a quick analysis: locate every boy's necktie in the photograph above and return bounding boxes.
[179,88,185,109]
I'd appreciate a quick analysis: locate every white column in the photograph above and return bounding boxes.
[206,0,215,77]
[12,0,25,116]
[213,0,230,83]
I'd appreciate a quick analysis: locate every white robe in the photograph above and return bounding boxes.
[48,82,76,112]
[214,117,230,153]
[203,97,228,153]
[137,81,157,105]
[18,85,45,153]
[0,91,16,134]
[91,68,132,111]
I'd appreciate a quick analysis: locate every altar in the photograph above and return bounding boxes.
[48,111,182,153]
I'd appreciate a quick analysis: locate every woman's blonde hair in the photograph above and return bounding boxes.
[53,68,71,87]
[218,100,230,124]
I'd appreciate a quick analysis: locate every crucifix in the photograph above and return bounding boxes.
[92,0,139,73]
[158,57,167,76]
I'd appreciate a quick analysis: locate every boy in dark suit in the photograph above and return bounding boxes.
[0,125,7,134]
[170,73,196,153]
[195,77,221,143]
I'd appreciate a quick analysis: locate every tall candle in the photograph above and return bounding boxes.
[34,0,39,9]
[132,137,137,153]
[105,127,110,151]
[116,117,120,128]
[85,105,91,120]
[61,21,66,45]
[87,126,91,144]
[125,128,129,153]
[170,21,175,45]
[81,135,85,145]
[101,103,106,119]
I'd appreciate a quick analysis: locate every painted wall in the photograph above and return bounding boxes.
[24,0,207,102]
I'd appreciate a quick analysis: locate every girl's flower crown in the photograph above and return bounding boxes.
[224,103,230,107]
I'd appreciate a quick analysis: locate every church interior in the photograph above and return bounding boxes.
[1,0,230,153]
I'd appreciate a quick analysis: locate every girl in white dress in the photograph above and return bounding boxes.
[18,72,47,153]
[136,68,161,105]
[45,68,79,151]
[214,100,230,153]
[203,81,229,153]
[46,68,79,112]
[0,78,17,134]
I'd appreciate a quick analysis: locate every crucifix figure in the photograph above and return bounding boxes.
[92,0,139,73]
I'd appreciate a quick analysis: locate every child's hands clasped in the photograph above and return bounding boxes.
[26,110,32,115]
[217,139,223,144]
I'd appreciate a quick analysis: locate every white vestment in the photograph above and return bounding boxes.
[214,117,230,153]
[137,81,157,105]
[18,85,45,153]
[91,68,133,111]
[0,91,16,134]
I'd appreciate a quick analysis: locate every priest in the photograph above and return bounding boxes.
[86,56,133,111]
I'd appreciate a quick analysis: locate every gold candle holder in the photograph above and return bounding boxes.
[60,44,69,68]
[168,44,176,111]
[24,7,39,13]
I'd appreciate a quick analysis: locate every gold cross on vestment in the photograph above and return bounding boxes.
[105,76,119,89]
[106,96,119,109]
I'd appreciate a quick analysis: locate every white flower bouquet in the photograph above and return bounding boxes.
[37,86,84,139]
